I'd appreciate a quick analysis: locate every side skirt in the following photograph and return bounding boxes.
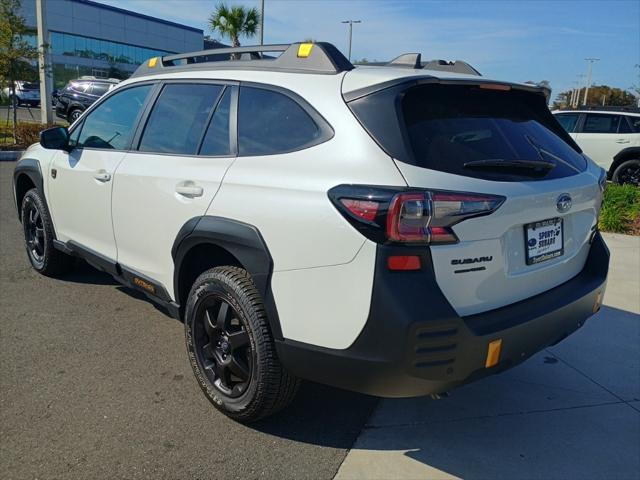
[54,240,181,320]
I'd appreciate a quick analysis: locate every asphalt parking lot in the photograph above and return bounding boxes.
[0,160,377,479]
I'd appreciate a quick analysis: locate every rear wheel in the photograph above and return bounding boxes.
[612,159,640,186]
[21,189,74,276]
[185,266,299,422]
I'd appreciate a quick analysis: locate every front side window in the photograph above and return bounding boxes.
[555,113,579,133]
[77,84,152,150]
[582,114,620,133]
[238,86,321,156]
[138,83,224,155]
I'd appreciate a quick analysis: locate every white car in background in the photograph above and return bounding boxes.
[1,81,41,107]
[553,108,640,185]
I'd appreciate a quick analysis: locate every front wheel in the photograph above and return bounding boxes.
[21,189,74,276]
[185,266,299,422]
[612,159,640,186]
[68,108,82,123]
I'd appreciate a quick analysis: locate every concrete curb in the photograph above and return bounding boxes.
[0,150,23,161]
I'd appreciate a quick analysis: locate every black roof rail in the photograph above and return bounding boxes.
[387,53,422,69]
[421,59,481,76]
[131,42,354,77]
[372,52,481,76]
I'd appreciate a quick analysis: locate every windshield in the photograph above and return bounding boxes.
[401,85,586,180]
[22,82,39,90]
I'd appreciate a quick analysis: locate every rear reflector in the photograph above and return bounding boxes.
[387,255,421,271]
[485,339,502,368]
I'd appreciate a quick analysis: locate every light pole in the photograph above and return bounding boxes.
[341,20,361,62]
[259,0,264,45]
[574,74,586,108]
[36,0,53,123]
[582,58,600,106]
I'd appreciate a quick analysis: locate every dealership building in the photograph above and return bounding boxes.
[21,0,204,88]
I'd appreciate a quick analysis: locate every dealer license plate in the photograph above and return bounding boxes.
[525,218,564,265]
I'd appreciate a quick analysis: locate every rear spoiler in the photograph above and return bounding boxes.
[343,76,551,103]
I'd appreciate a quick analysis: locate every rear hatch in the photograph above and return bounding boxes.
[346,79,604,316]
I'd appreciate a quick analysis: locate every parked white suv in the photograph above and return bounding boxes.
[553,108,640,185]
[13,43,609,422]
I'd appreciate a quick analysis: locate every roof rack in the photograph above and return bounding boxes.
[373,53,481,75]
[131,42,354,78]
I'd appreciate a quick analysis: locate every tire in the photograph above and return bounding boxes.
[612,159,640,186]
[68,108,82,123]
[21,189,74,276]
[185,266,300,422]
[10,95,19,108]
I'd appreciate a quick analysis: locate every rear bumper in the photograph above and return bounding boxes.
[276,232,609,397]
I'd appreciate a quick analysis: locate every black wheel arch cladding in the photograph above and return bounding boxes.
[172,216,283,340]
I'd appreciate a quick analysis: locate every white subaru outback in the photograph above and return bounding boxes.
[13,43,609,422]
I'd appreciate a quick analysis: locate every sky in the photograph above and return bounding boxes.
[100,0,640,97]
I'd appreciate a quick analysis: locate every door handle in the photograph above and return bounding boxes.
[615,139,630,144]
[175,183,203,198]
[93,171,111,182]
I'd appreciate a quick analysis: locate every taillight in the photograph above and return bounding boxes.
[329,185,505,245]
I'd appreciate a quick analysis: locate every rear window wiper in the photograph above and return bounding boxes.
[463,159,556,172]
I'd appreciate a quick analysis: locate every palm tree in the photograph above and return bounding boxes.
[209,3,260,59]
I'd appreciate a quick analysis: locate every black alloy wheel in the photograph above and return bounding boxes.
[23,199,45,268]
[185,266,300,422]
[615,160,640,186]
[194,296,253,398]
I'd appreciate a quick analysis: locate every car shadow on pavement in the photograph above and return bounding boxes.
[60,259,119,286]
[252,381,379,449]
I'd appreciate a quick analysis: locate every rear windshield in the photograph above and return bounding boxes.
[349,83,587,181]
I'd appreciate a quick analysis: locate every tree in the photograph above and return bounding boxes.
[209,3,260,58]
[552,84,636,109]
[0,0,40,141]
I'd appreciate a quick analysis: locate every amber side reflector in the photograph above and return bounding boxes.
[485,339,502,368]
[297,43,313,58]
[593,291,602,313]
[148,57,158,68]
[387,255,421,271]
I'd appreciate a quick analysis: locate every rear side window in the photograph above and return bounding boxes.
[90,83,109,97]
[200,88,232,156]
[555,113,579,133]
[582,113,621,133]
[238,86,320,156]
[139,83,223,155]
[628,116,640,133]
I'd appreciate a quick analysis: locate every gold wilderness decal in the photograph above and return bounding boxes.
[133,277,156,294]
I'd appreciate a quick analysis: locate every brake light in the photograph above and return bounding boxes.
[340,198,379,221]
[329,185,505,245]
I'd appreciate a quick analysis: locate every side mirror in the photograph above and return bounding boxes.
[40,126,70,151]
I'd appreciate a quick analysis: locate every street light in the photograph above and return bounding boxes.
[341,20,361,62]
[582,58,600,106]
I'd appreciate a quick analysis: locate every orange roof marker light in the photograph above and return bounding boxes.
[148,57,158,68]
[297,43,314,58]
